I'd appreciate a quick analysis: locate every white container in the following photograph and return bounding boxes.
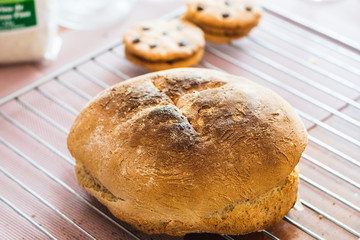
[0,0,61,64]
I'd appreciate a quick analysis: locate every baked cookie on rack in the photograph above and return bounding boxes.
[123,19,205,71]
[184,0,263,43]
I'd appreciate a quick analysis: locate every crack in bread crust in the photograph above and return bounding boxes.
[76,162,125,202]
[150,73,227,135]
[77,159,299,236]
[151,74,227,104]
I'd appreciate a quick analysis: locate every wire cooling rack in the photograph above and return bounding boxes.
[1,6,359,240]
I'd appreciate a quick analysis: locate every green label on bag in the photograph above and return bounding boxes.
[0,0,36,31]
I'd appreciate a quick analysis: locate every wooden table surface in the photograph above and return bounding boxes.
[0,0,359,240]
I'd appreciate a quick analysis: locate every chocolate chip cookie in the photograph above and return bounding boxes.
[184,0,262,43]
[123,19,205,71]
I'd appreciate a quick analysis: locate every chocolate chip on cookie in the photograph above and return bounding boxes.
[197,5,204,11]
[184,0,263,43]
[123,19,205,71]
[149,43,158,49]
[222,13,230,18]
[132,38,140,44]
[179,41,188,47]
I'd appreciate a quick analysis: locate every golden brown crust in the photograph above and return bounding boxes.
[203,31,251,43]
[67,68,307,236]
[182,15,256,43]
[124,48,204,71]
[76,163,299,236]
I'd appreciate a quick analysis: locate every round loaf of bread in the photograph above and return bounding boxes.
[67,68,307,236]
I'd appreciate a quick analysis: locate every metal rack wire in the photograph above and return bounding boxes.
[1,6,359,240]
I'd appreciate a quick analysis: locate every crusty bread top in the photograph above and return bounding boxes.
[67,68,307,218]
